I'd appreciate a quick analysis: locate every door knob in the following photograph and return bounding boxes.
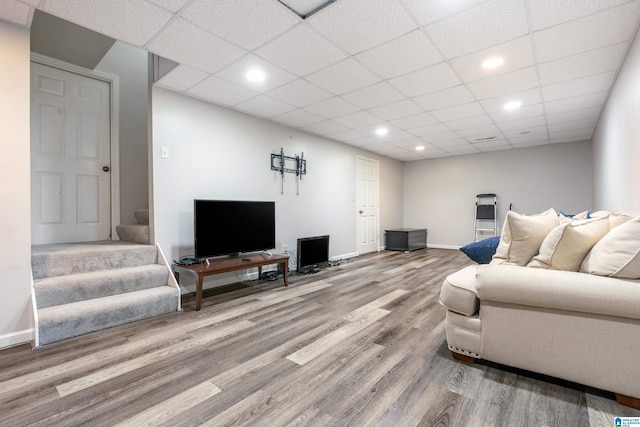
[102,166,110,172]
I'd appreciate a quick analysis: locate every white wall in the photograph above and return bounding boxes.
[592,28,640,215]
[96,42,150,225]
[0,21,33,347]
[403,141,593,248]
[152,87,403,292]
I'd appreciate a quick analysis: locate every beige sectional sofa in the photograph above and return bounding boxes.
[440,209,640,409]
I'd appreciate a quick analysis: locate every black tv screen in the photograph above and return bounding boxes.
[194,200,275,258]
[297,235,329,273]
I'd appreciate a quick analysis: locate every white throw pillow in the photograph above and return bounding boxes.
[528,216,610,271]
[491,208,559,266]
[581,216,640,279]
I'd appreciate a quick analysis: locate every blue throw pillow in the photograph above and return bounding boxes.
[459,236,501,264]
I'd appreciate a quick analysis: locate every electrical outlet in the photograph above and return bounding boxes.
[282,244,288,254]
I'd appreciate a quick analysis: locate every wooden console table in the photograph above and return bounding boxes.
[173,253,289,311]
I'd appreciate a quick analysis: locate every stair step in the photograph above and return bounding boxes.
[116,224,150,245]
[135,209,149,225]
[38,286,179,346]
[34,264,169,309]
[32,242,157,280]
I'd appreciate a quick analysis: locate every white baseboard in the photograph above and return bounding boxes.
[427,244,461,250]
[0,328,33,350]
[331,252,359,261]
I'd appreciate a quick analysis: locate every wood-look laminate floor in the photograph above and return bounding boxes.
[1,249,638,426]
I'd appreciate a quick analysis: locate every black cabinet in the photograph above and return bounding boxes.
[385,228,427,252]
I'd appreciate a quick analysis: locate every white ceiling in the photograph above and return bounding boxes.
[3,0,640,161]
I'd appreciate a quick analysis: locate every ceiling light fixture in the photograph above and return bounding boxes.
[375,127,388,136]
[415,145,425,151]
[246,69,266,83]
[482,57,504,69]
[504,101,522,110]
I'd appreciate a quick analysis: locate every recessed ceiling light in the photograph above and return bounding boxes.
[246,69,266,83]
[504,101,522,110]
[375,127,388,136]
[415,145,425,151]
[482,57,504,69]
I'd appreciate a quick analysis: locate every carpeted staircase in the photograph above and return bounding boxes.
[32,241,180,346]
[116,209,150,244]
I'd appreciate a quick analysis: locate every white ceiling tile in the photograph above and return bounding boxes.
[445,115,494,131]
[146,18,246,73]
[348,136,382,147]
[456,124,501,138]
[545,107,602,124]
[407,123,451,137]
[425,132,464,143]
[502,125,548,139]
[528,0,630,31]
[509,134,550,145]
[369,99,424,121]
[449,36,535,83]
[303,96,360,119]
[497,116,547,132]
[549,127,594,141]
[388,63,461,97]
[355,30,442,79]
[389,112,439,130]
[425,0,528,58]
[412,85,476,112]
[305,58,381,95]
[534,2,640,62]
[491,104,544,123]
[467,67,538,100]
[278,0,331,16]
[234,95,296,118]
[215,54,297,92]
[186,75,258,106]
[401,0,485,26]
[307,0,417,55]
[266,79,333,107]
[332,110,381,128]
[181,0,298,50]
[272,109,324,128]
[372,129,413,142]
[475,140,513,151]
[255,24,348,76]
[548,119,598,133]
[43,0,173,46]
[431,138,471,148]
[542,72,616,102]
[538,43,628,85]
[327,129,368,142]
[544,92,608,115]
[341,82,405,110]
[300,120,349,136]
[0,0,31,25]
[479,89,542,113]
[145,0,190,13]
[155,65,209,92]
[430,102,485,122]
[392,137,428,148]
[442,144,480,154]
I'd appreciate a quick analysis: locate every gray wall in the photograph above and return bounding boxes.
[403,141,593,248]
[96,42,149,226]
[0,21,32,348]
[152,87,403,293]
[593,27,640,215]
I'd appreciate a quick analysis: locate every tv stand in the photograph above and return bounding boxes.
[173,253,289,311]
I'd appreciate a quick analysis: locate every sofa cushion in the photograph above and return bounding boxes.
[459,236,500,264]
[527,216,610,271]
[439,265,479,316]
[581,216,640,279]
[491,208,559,266]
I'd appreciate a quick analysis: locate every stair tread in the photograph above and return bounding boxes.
[34,264,167,286]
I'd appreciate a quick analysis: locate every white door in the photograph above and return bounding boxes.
[357,156,379,254]
[31,62,112,244]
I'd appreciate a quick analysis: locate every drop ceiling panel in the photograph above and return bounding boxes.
[467,67,539,100]
[480,88,542,113]
[266,79,333,108]
[491,103,544,123]
[0,0,31,25]
[545,107,602,125]
[430,102,485,122]
[425,132,464,143]
[541,72,616,101]
[327,129,368,142]
[307,0,417,55]
[273,109,324,128]
[413,85,476,111]
[502,125,548,139]
[355,30,442,79]
[277,0,332,16]
[215,54,298,92]
[425,0,528,59]
[389,112,439,130]
[401,0,485,26]
[145,0,191,13]
[456,124,502,139]
[497,116,547,132]
[548,119,598,133]
[42,0,173,47]
[301,120,348,136]
[445,115,494,131]
[332,110,381,128]
[146,18,246,73]
[528,0,630,31]
[303,97,360,119]
[187,75,259,106]
[255,24,348,76]
[181,0,299,51]
[534,2,640,62]
[156,65,209,92]
[369,99,424,121]
[388,63,461,97]
[234,95,296,118]
[340,82,405,110]
[407,123,451,137]
[305,58,381,95]
[544,92,608,115]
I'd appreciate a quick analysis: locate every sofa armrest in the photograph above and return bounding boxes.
[476,265,640,320]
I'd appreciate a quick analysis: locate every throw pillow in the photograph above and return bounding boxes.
[581,215,640,279]
[491,208,559,266]
[460,236,500,264]
[527,215,610,271]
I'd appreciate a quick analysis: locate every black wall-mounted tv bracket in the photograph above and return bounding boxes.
[271,147,306,195]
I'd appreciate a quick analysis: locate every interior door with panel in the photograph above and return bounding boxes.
[31,62,111,244]
[356,156,380,254]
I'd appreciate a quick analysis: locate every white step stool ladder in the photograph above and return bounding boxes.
[473,193,497,242]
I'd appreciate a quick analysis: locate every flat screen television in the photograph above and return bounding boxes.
[194,200,275,258]
[297,235,329,273]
